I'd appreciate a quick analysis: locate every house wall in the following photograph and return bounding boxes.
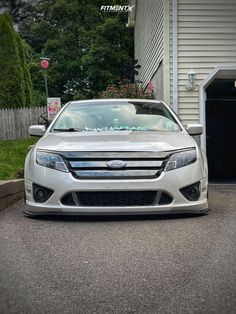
[169,0,236,125]
[152,62,164,100]
[134,0,164,90]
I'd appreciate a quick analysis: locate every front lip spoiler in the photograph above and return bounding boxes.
[23,208,210,218]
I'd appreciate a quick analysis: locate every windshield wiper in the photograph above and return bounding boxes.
[53,128,85,132]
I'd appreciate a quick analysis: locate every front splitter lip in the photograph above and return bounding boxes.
[23,208,210,217]
[24,200,209,216]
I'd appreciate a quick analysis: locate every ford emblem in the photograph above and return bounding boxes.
[106,160,127,169]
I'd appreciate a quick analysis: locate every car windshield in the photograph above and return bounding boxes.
[51,101,181,132]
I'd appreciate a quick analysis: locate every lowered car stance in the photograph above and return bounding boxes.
[24,99,208,216]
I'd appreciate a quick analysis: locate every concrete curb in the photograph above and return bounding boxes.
[0,179,24,211]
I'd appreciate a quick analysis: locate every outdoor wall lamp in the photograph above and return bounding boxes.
[186,70,196,91]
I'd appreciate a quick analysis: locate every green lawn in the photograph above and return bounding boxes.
[0,137,38,180]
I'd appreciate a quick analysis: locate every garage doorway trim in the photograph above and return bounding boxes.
[199,65,236,151]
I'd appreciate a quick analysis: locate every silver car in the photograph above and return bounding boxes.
[24,99,208,216]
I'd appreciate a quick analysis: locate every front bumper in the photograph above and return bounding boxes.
[24,160,208,216]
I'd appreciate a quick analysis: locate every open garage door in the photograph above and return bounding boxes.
[206,79,236,182]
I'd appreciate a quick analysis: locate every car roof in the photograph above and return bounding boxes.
[70,98,162,104]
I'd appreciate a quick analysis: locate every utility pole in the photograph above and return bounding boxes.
[40,50,50,99]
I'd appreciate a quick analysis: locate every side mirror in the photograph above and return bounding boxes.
[29,125,46,137]
[186,124,203,136]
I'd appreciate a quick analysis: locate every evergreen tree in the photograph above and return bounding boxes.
[15,33,34,106]
[0,14,25,108]
[0,14,34,108]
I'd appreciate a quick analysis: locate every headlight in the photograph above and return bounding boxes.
[164,149,197,171]
[36,151,69,172]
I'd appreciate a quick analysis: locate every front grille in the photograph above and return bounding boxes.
[76,191,157,207]
[61,191,173,207]
[59,151,170,180]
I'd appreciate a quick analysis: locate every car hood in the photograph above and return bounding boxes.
[36,131,195,152]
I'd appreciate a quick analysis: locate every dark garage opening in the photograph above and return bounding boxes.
[206,78,236,182]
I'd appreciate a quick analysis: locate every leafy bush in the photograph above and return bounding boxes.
[98,84,154,99]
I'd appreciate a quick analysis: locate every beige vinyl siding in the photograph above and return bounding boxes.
[169,0,236,125]
[134,0,164,88]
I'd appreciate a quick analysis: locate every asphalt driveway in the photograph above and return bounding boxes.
[0,185,235,314]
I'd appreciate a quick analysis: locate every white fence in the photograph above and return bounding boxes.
[0,106,47,140]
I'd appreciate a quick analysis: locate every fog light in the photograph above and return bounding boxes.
[180,182,200,201]
[33,184,54,203]
[36,190,45,199]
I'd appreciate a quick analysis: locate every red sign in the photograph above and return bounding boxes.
[40,59,49,69]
